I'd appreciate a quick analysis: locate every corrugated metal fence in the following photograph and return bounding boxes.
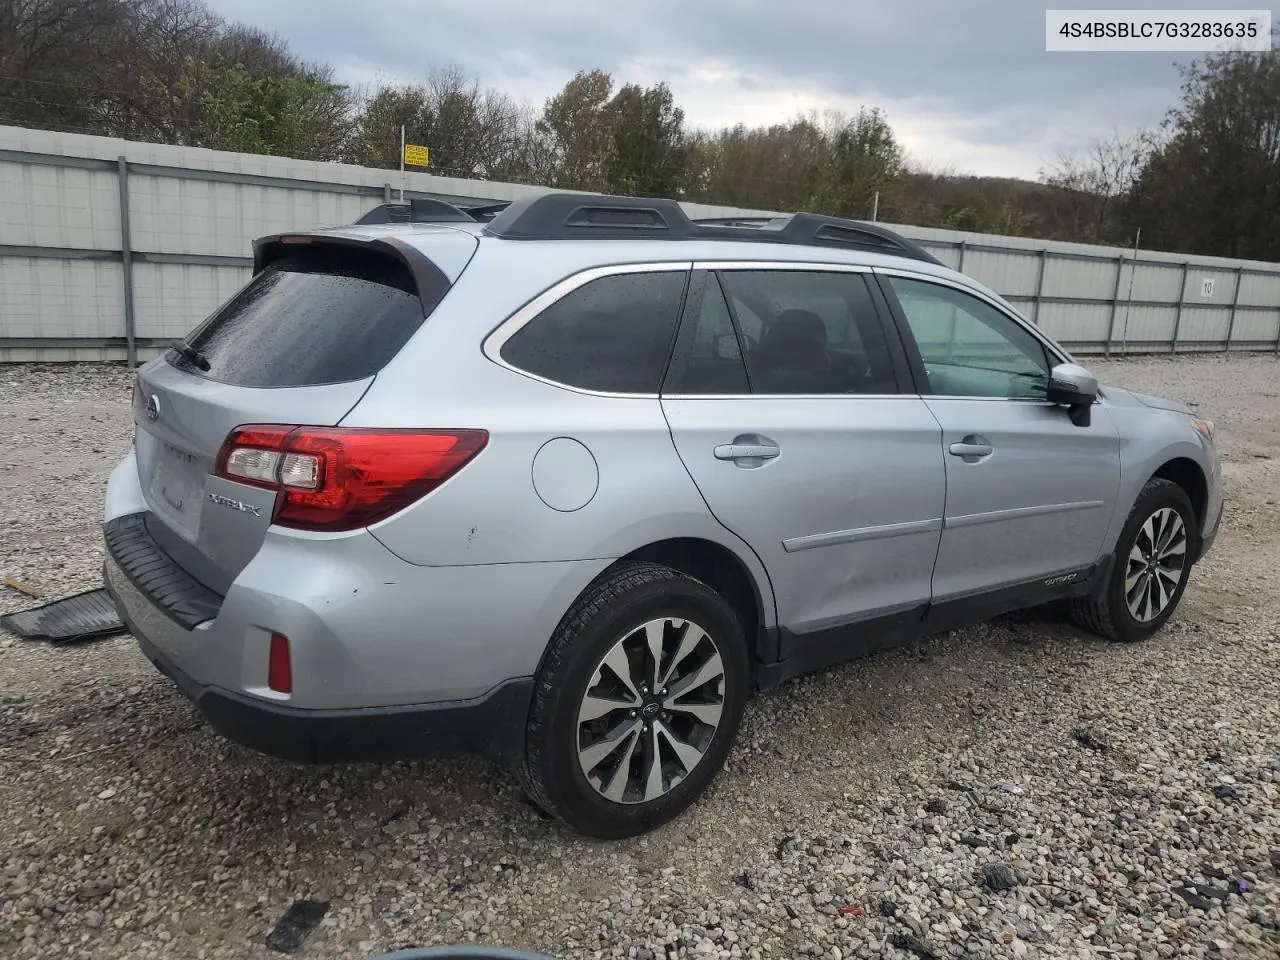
[3,124,1280,363]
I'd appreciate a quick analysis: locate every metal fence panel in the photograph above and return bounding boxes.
[0,255,125,338]
[1036,301,1112,346]
[1041,255,1115,300]
[1176,306,1232,346]
[1239,271,1280,306]
[132,262,246,339]
[1228,309,1280,345]
[962,248,1042,298]
[1111,304,1178,347]
[3,123,1280,362]
[0,161,120,249]
[1127,262,1183,303]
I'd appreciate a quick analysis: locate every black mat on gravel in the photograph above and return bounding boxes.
[0,588,126,644]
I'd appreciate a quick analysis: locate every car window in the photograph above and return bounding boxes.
[172,248,438,387]
[885,276,1050,399]
[668,275,751,394]
[500,271,687,393]
[718,270,899,395]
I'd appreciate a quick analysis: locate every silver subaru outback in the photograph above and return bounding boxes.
[103,193,1223,838]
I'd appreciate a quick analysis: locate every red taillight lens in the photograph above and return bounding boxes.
[268,632,292,693]
[214,425,488,532]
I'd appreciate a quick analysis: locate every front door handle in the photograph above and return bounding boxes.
[948,434,993,463]
[714,434,780,468]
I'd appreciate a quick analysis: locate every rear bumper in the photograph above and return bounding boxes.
[121,607,532,765]
[102,450,611,764]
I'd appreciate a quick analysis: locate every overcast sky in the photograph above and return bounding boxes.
[201,0,1268,179]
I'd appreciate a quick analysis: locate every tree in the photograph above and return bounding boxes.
[602,81,689,197]
[536,69,614,191]
[808,108,904,219]
[1121,39,1280,259]
[1040,131,1156,243]
[689,116,829,211]
[0,0,134,131]
[172,57,350,159]
[347,66,525,177]
[0,0,353,157]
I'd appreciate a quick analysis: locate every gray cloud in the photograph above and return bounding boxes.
[204,0,1228,177]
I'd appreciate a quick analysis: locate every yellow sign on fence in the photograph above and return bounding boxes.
[403,143,429,167]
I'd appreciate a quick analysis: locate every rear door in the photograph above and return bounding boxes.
[876,271,1121,605]
[661,265,946,654]
[131,231,476,593]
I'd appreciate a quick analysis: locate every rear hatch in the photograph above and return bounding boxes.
[131,231,474,594]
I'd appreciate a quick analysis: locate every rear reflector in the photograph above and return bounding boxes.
[215,425,488,532]
[268,632,292,693]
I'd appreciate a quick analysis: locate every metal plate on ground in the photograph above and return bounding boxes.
[0,588,126,644]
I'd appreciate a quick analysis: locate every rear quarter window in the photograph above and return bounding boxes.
[499,270,688,394]
[170,246,442,387]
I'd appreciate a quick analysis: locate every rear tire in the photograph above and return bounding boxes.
[1070,478,1197,643]
[520,561,748,839]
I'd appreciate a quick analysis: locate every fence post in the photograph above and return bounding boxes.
[117,156,137,369]
[956,240,966,271]
[1170,262,1189,353]
[1223,266,1243,352]
[1104,253,1125,356]
[384,183,392,203]
[1032,249,1047,326]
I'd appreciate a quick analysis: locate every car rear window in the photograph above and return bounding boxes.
[169,246,440,387]
[499,270,687,394]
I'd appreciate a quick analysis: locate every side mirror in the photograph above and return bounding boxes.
[1047,362,1098,426]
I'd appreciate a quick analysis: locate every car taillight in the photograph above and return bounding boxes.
[214,425,488,532]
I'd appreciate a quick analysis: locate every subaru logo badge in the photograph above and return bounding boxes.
[145,394,160,423]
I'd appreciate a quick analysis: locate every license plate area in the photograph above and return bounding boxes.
[149,442,204,535]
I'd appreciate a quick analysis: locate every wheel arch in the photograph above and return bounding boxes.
[604,537,776,678]
[1151,457,1207,537]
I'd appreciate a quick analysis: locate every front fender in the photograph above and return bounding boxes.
[1106,401,1218,554]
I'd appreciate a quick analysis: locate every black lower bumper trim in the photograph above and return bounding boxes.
[104,513,223,629]
[1195,499,1224,563]
[129,625,532,767]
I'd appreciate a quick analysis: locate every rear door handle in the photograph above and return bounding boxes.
[714,434,780,467]
[948,435,993,462]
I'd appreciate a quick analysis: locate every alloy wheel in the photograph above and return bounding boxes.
[575,617,725,804]
[1125,506,1188,623]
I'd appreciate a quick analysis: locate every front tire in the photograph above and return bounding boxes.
[1070,477,1197,642]
[520,561,748,839]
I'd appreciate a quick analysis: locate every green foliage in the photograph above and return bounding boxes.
[807,108,904,219]
[537,69,615,191]
[687,118,828,211]
[346,69,523,176]
[602,82,689,197]
[174,58,348,159]
[8,1,1277,254]
[1121,40,1280,260]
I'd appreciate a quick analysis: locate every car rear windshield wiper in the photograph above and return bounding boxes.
[170,338,211,372]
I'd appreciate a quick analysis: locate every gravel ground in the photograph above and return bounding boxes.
[1,354,1278,960]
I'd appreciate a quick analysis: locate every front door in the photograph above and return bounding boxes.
[661,267,946,651]
[878,272,1122,603]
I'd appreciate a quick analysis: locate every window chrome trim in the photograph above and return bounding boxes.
[692,260,872,273]
[482,261,694,398]
[661,393,915,401]
[872,265,1071,367]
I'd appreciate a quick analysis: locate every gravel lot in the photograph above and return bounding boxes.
[1,354,1278,960]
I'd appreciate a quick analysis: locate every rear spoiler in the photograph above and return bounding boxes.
[251,232,451,316]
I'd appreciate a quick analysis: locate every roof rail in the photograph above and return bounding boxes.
[481,192,943,265]
[354,197,513,226]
